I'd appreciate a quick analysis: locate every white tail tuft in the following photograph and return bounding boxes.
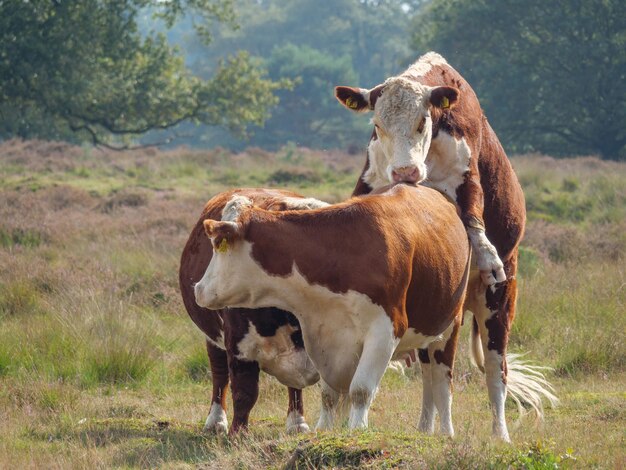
[506,352,559,421]
[470,317,558,421]
[469,317,485,373]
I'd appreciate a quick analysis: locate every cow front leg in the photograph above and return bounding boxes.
[286,387,310,433]
[316,379,344,431]
[228,356,260,434]
[348,318,399,429]
[468,225,506,286]
[455,160,505,287]
[204,342,229,433]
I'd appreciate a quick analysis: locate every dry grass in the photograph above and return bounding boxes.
[0,139,624,468]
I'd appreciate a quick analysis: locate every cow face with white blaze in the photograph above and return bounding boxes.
[194,220,248,311]
[335,79,459,184]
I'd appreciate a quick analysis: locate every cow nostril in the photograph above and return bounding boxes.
[392,166,420,183]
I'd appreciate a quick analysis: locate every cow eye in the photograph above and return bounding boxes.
[416,117,426,134]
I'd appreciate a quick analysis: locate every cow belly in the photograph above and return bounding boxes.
[298,303,390,393]
[394,329,443,359]
[236,323,319,389]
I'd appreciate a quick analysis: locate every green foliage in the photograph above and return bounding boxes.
[0,228,45,248]
[411,0,626,160]
[0,0,283,147]
[168,0,413,149]
[183,347,211,383]
[0,280,40,317]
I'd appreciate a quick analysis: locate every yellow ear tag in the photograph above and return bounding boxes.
[441,96,450,109]
[215,238,229,253]
[346,97,358,109]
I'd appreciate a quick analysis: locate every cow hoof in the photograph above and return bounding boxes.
[286,410,310,434]
[203,404,228,434]
[203,421,228,434]
[286,422,310,434]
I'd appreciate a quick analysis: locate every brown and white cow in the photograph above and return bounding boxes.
[194,184,471,432]
[335,52,556,440]
[179,188,325,434]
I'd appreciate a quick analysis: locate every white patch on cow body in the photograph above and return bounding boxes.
[403,51,448,80]
[395,328,442,355]
[203,402,228,433]
[423,132,471,198]
[363,138,395,189]
[286,409,310,434]
[235,323,319,389]
[279,197,330,210]
[222,195,253,221]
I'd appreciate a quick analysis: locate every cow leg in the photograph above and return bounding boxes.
[347,318,399,429]
[428,316,461,437]
[316,379,342,430]
[474,277,517,442]
[228,355,260,434]
[417,348,436,434]
[204,341,229,433]
[286,387,310,433]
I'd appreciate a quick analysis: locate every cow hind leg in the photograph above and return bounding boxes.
[228,356,260,434]
[417,348,436,434]
[473,279,517,442]
[428,316,461,437]
[316,379,344,431]
[286,387,310,433]
[347,317,399,429]
[204,342,229,433]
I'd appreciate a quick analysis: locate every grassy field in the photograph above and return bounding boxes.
[0,139,624,469]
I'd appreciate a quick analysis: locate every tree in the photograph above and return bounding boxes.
[411,0,626,160]
[247,44,367,149]
[162,0,414,150]
[0,0,283,148]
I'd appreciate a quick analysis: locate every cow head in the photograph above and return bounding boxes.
[194,196,252,310]
[335,78,459,183]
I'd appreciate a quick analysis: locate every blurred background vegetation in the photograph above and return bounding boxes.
[2,0,624,159]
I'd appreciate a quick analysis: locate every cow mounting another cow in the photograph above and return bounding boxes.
[335,51,557,441]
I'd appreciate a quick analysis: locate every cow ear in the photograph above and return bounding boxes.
[429,86,459,110]
[335,85,384,112]
[203,220,241,252]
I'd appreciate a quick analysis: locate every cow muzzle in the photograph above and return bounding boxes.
[391,165,424,184]
[194,281,220,310]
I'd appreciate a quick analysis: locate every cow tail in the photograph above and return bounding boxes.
[469,316,485,373]
[506,353,559,422]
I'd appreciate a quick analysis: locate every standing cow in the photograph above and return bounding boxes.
[179,188,325,434]
[334,52,556,441]
[195,184,471,433]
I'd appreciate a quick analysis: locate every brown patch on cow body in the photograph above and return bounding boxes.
[240,184,470,338]
[433,316,462,370]
[484,277,518,358]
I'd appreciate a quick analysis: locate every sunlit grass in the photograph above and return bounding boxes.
[0,140,624,467]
